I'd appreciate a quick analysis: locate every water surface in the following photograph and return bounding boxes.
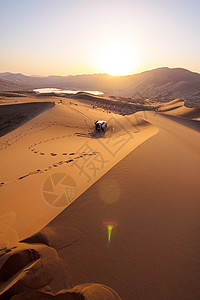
[33,88,103,96]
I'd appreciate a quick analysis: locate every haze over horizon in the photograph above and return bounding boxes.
[1,0,200,76]
[1,66,200,78]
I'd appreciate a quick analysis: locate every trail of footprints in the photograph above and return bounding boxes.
[28,134,71,156]
[0,120,82,151]
[0,151,98,187]
[18,151,97,180]
[0,124,95,187]
[0,122,51,151]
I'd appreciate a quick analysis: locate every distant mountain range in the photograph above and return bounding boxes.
[0,67,200,101]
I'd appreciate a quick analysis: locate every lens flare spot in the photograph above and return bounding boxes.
[104,222,117,243]
[98,179,120,204]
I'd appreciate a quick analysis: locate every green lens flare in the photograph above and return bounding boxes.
[107,225,113,242]
[104,222,117,243]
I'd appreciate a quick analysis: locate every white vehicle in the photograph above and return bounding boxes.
[95,120,107,132]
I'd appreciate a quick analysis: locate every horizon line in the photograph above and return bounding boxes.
[0,66,200,78]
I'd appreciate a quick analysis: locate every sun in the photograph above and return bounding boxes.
[97,43,138,76]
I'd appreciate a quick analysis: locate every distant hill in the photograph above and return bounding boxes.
[0,67,200,101]
[0,77,24,91]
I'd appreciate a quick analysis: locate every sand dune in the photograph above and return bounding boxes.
[0,102,55,137]
[0,98,200,299]
[0,100,157,242]
[159,99,200,120]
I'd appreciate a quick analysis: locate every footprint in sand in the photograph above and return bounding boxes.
[53,161,66,167]
[67,159,74,163]
[3,151,95,186]
[29,170,42,175]
[18,174,29,180]
[18,169,42,180]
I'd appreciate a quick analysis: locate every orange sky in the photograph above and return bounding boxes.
[1,0,200,76]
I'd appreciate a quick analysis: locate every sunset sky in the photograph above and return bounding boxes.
[1,0,200,76]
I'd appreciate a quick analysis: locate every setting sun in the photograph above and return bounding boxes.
[97,43,139,76]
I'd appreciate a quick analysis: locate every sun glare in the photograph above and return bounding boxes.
[97,43,138,76]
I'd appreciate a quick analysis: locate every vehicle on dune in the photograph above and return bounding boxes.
[95,120,107,132]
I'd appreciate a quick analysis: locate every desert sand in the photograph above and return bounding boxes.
[0,95,200,299]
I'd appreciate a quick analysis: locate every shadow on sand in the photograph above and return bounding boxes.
[75,130,110,139]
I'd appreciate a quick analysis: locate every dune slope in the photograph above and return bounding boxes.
[0,102,55,137]
[24,111,200,300]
